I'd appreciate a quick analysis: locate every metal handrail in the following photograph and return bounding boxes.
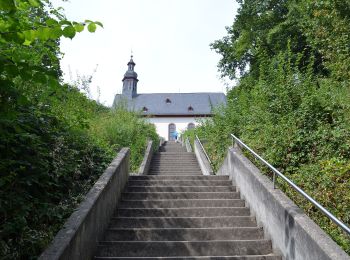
[231,133,350,236]
[195,135,212,165]
[185,137,193,153]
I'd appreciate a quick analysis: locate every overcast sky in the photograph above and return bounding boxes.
[51,0,238,106]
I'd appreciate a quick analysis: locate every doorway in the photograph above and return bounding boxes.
[168,123,176,141]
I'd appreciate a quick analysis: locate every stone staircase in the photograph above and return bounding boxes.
[94,141,281,259]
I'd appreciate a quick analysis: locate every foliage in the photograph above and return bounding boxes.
[89,108,159,172]
[0,1,158,259]
[186,0,350,254]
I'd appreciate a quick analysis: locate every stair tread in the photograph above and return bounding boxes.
[96,240,273,257]
[95,256,281,260]
[94,142,279,259]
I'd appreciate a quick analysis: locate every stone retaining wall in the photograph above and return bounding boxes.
[217,145,349,260]
[39,148,130,260]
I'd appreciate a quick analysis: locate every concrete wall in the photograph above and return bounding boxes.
[185,137,193,152]
[147,117,204,141]
[138,140,154,175]
[39,148,130,260]
[217,145,350,260]
[194,139,214,175]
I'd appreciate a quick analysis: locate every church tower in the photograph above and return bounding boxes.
[122,55,138,99]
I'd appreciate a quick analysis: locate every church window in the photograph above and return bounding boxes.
[188,123,195,130]
[165,98,171,104]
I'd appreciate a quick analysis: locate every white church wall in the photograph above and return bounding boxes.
[147,117,208,141]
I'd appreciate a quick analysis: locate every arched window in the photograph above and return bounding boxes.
[187,123,195,130]
[168,123,176,141]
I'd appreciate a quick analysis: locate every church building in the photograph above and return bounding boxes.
[113,56,226,141]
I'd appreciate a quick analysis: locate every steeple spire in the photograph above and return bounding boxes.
[122,55,138,99]
[127,55,135,71]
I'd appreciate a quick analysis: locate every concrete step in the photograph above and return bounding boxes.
[151,159,198,162]
[151,160,198,163]
[96,240,273,257]
[159,151,188,153]
[160,147,186,150]
[149,168,202,171]
[122,192,240,200]
[153,153,196,156]
[153,154,196,156]
[115,207,250,217]
[150,164,200,168]
[119,199,244,208]
[109,216,257,228]
[103,227,264,241]
[148,170,203,173]
[127,180,232,187]
[150,164,199,166]
[148,171,202,173]
[95,256,282,260]
[147,172,202,175]
[147,173,204,176]
[152,155,196,158]
[148,172,203,176]
[151,158,197,161]
[124,186,235,193]
[150,164,198,167]
[129,175,229,180]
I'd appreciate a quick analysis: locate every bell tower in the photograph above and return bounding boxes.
[122,55,138,99]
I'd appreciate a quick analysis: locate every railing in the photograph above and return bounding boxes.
[231,133,350,236]
[185,137,193,153]
[195,135,212,165]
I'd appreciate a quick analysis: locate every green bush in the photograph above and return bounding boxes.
[192,3,350,253]
[0,88,159,259]
[0,97,114,259]
[89,108,159,172]
[184,50,350,253]
[0,1,158,258]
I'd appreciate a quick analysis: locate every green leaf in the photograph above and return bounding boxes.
[22,30,36,44]
[87,22,96,33]
[0,0,16,11]
[23,39,32,46]
[59,20,72,26]
[62,26,76,39]
[94,21,103,28]
[34,72,48,84]
[28,0,40,7]
[74,23,84,33]
[37,27,51,41]
[4,64,19,77]
[50,26,63,39]
[46,18,58,26]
